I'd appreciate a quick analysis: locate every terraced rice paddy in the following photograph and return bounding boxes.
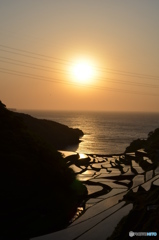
[32,150,159,240]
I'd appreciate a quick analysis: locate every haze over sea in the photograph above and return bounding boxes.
[22,111,159,155]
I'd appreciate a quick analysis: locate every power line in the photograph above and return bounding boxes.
[0,48,69,65]
[0,56,61,70]
[1,44,159,81]
[97,67,159,80]
[0,44,159,97]
[0,44,71,63]
[0,58,69,75]
[0,68,158,97]
[1,57,159,89]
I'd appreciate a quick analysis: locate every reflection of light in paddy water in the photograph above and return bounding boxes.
[141,175,159,191]
[79,153,88,159]
[76,169,95,181]
[132,175,144,188]
[77,175,93,181]
[82,170,95,175]
[153,178,159,186]
[91,179,127,189]
[69,164,82,173]
[155,166,159,175]
[84,185,103,195]
[97,189,127,199]
[146,170,153,181]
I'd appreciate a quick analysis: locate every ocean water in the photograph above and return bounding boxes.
[21,110,159,155]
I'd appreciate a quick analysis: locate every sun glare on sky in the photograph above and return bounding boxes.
[1,1,159,111]
[71,59,96,85]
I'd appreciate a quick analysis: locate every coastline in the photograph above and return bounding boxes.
[21,110,159,155]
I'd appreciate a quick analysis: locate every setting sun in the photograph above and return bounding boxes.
[71,59,96,84]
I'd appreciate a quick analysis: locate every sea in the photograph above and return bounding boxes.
[21,110,159,155]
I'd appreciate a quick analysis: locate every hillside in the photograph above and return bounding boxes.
[0,101,87,239]
[108,128,159,240]
[125,128,159,162]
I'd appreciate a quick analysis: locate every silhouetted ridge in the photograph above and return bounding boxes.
[0,100,86,239]
[125,128,159,161]
[19,113,83,149]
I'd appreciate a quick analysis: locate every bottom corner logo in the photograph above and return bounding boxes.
[129,231,135,237]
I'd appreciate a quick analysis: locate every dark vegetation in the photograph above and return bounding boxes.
[125,128,159,161]
[0,101,87,239]
[108,186,159,240]
[108,128,159,240]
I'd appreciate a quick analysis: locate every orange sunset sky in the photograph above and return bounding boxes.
[0,0,159,112]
